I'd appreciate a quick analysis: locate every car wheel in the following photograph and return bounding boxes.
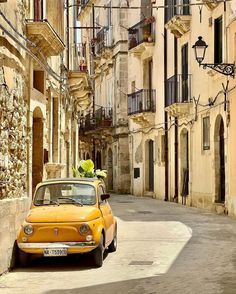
[108,231,117,253]
[18,248,31,267]
[92,234,104,267]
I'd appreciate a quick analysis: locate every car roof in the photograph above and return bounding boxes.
[38,177,102,185]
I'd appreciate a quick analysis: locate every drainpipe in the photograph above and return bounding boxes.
[66,0,70,69]
[174,36,178,202]
[92,3,96,164]
[164,17,168,201]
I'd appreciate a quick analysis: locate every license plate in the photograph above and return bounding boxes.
[44,248,67,257]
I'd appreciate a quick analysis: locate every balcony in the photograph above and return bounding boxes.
[165,74,192,117]
[78,0,90,16]
[68,43,91,110]
[26,19,65,57]
[165,0,191,38]
[80,106,113,140]
[128,89,156,127]
[201,0,219,10]
[95,26,113,57]
[128,18,155,57]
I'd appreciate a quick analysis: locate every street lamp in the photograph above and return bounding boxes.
[192,36,235,77]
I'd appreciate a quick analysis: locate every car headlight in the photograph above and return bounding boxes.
[24,225,34,235]
[79,223,90,235]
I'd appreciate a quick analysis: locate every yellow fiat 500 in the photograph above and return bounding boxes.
[16,178,117,267]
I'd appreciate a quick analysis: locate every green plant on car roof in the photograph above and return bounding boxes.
[72,159,107,179]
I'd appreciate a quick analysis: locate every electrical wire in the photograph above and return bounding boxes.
[0,10,64,83]
[0,10,36,47]
[0,23,62,82]
[73,0,232,10]
[128,86,235,135]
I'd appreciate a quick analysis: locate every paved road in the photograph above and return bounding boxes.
[1,194,236,294]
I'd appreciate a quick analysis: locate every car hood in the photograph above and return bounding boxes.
[26,205,101,223]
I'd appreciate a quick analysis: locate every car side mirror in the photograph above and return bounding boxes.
[100,193,110,201]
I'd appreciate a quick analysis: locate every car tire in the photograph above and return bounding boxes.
[18,248,31,267]
[108,230,117,253]
[92,235,104,267]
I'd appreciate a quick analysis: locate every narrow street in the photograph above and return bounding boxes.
[1,194,236,294]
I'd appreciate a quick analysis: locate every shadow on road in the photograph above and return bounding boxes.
[12,251,109,273]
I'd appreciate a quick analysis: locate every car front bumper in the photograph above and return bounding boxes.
[18,241,96,254]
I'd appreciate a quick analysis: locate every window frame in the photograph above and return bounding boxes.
[214,16,223,64]
[202,116,210,150]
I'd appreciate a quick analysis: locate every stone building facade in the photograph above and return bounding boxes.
[78,0,130,193]
[0,0,87,274]
[127,0,236,217]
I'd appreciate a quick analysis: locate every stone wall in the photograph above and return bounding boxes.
[0,67,27,199]
[0,197,30,274]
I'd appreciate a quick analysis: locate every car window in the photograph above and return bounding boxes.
[34,183,96,205]
[98,185,106,203]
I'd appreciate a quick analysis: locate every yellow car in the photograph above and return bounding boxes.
[16,178,117,267]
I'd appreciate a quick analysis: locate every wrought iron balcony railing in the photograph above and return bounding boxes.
[128,89,156,115]
[95,26,113,54]
[128,18,155,50]
[165,0,190,23]
[71,43,87,72]
[80,0,89,9]
[80,106,113,132]
[165,74,192,107]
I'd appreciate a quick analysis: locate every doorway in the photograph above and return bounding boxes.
[180,129,189,204]
[145,140,154,192]
[32,107,44,194]
[215,116,225,203]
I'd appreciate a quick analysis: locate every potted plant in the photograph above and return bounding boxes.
[144,16,155,25]
[72,159,107,180]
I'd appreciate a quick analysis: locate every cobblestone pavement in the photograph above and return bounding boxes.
[1,194,236,294]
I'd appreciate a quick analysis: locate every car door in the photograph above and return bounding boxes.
[98,185,114,246]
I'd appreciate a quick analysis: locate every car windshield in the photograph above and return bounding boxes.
[34,183,96,206]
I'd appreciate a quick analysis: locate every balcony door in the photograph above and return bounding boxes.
[181,43,188,102]
[141,0,152,19]
[34,0,44,21]
[182,0,190,15]
[145,140,154,192]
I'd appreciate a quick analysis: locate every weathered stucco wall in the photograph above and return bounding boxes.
[0,197,30,274]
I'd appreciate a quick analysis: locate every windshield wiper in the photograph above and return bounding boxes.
[58,197,83,206]
[35,199,59,206]
[48,200,60,206]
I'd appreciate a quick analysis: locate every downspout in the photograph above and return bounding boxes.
[164,4,168,201]
[174,37,178,202]
[92,4,96,164]
[66,0,70,69]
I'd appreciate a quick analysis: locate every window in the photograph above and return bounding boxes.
[98,185,106,203]
[214,16,222,63]
[203,116,210,150]
[160,134,166,163]
[34,183,96,205]
[107,1,112,27]
[33,70,44,93]
[34,0,43,20]
[181,43,188,102]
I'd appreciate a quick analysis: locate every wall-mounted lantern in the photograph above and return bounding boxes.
[192,36,235,77]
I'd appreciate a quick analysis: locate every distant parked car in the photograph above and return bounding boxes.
[16,178,117,267]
